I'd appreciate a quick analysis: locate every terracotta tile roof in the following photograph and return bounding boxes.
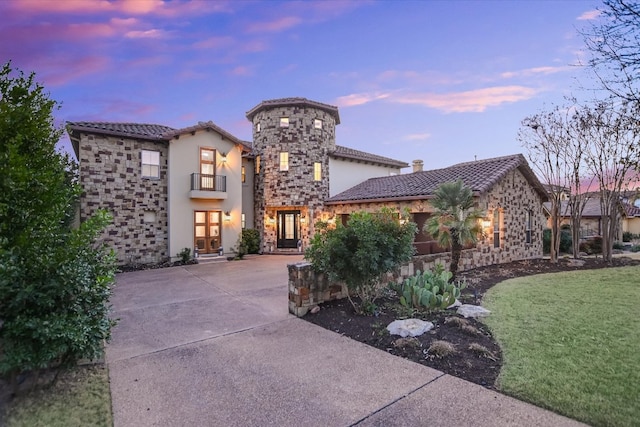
[246,97,340,124]
[327,154,548,204]
[164,121,252,152]
[67,120,251,151]
[331,145,409,168]
[546,197,640,218]
[67,121,174,141]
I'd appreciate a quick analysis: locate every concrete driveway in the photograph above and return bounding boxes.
[107,255,585,427]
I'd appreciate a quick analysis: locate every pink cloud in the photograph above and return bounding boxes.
[404,133,431,141]
[335,92,391,107]
[9,0,230,16]
[392,86,539,113]
[500,66,571,79]
[40,55,110,86]
[125,29,167,39]
[246,16,302,33]
[230,66,253,77]
[577,10,600,20]
[193,36,235,50]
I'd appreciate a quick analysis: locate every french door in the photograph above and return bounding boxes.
[277,210,300,248]
[194,211,221,254]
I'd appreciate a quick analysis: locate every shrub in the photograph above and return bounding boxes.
[580,236,603,254]
[389,264,466,311]
[0,63,117,392]
[177,247,191,263]
[305,208,417,314]
[543,228,572,254]
[631,245,640,253]
[623,231,634,242]
[613,241,625,250]
[241,229,260,254]
[427,340,456,358]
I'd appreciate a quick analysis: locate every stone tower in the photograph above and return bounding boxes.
[246,97,340,252]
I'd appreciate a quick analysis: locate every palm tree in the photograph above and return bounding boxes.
[425,180,484,281]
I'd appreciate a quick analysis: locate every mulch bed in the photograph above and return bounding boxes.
[303,256,640,389]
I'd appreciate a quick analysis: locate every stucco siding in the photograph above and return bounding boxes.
[329,158,402,197]
[167,129,243,258]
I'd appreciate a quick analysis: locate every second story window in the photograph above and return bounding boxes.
[314,162,321,181]
[525,209,532,244]
[256,123,261,132]
[241,165,246,183]
[279,152,289,171]
[141,150,160,178]
[280,117,289,127]
[314,119,323,129]
[255,156,260,174]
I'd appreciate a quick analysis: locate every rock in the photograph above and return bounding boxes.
[386,319,434,338]
[310,306,320,314]
[447,299,462,309]
[566,258,585,267]
[457,304,491,319]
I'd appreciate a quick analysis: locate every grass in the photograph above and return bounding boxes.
[483,265,640,427]
[3,364,113,427]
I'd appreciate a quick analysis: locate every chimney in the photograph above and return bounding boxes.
[412,159,423,173]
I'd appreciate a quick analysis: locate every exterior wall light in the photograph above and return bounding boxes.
[268,215,276,225]
[220,153,228,163]
[300,216,306,224]
[224,211,231,221]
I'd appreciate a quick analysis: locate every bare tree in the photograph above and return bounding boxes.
[582,0,640,103]
[565,102,596,258]
[519,106,572,263]
[575,100,640,262]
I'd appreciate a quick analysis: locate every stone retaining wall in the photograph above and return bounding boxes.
[288,250,541,317]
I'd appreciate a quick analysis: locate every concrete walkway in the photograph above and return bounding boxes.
[107,255,585,427]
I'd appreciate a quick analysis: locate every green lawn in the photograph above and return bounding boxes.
[483,265,640,427]
[4,364,112,427]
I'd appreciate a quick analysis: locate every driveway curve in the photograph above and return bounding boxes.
[107,255,585,427]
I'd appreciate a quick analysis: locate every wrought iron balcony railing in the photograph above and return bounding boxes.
[190,173,226,192]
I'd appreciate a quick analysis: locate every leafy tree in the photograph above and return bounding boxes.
[305,208,417,314]
[424,180,484,281]
[0,62,116,392]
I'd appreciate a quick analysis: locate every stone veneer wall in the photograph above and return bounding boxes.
[78,133,169,264]
[251,105,337,251]
[326,167,545,266]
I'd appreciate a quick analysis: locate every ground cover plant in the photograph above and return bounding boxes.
[0,364,112,426]
[483,265,640,427]
[305,256,640,425]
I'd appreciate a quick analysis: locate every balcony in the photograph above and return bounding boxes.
[189,173,227,199]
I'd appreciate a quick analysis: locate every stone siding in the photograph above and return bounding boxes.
[326,167,545,266]
[78,133,169,264]
[288,262,348,317]
[251,105,337,251]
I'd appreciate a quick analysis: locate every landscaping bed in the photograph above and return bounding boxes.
[303,256,640,389]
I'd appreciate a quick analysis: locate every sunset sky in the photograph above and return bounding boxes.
[1,0,602,170]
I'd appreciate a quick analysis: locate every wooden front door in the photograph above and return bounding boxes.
[195,211,221,254]
[277,210,300,249]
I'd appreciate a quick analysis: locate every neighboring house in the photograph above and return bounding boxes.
[325,154,549,269]
[543,196,640,239]
[68,97,406,264]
